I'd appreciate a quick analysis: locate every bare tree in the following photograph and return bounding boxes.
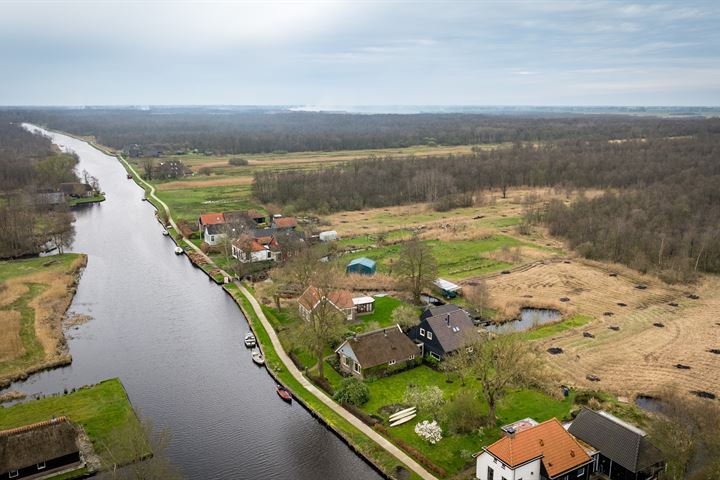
[98,417,181,480]
[440,339,476,386]
[395,235,438,304]
[465,281,491,317]
[141,158,155,180]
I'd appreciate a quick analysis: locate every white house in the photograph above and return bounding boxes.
[231,237,280,263]
[476,418,593,480]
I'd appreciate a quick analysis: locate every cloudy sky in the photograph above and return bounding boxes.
[2,0,719,106]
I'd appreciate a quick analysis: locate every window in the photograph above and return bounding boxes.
[210,235,215,242]
[419,328,426,337]
[427,332,433,340]
[353,362,360,373]
[37,462,46,470]
[9,471,19,479]
[389,360,396,366]
[430,352,441,361]
[409,354,415,360]
[466,346,474,353]
[577,469,585,477]
[342,355,348,366]
[487,466,494,480]
[502,477,508,480]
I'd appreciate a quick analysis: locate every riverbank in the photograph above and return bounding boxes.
[0,378,146,478]
[0,254,87,390]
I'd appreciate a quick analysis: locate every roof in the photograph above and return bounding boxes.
[273,217,297,229]
[338,325,420,369]
[434,278,461,292]
[420,304,462,321]
[568,408,665,473]
[484,418,592,478]
[298,286,354,311]
[0,417,80,472]
[352,296,375,305]
[233,236,272,253]
[423,306,478,353]
[347,257,376,269]
[204,223,226,235]
[199,212,225,226]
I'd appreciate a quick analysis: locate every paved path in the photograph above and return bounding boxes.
[237,283,438,480]
[113,148,437,480]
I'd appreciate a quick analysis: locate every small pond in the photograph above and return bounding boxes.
[635,395,665,414]
[485,308,562,334]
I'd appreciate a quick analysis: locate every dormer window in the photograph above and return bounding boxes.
[419,328,425,337]
[427,332,433,340]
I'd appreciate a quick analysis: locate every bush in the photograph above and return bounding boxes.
[424,353,440,368]
[333,377,370,406]
[392,305,420,331]
[198,166,212,176]
[228,158,249,166]
[308,373,334,396]
[441,391,485,434]
[403,385,444,415]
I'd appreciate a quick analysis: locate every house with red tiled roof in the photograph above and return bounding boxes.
[298,286,356,322]
[198,213,227,245]
[270,216,297,230]
[475,418,593,480]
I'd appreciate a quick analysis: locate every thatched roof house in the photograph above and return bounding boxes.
[0,416,83,479]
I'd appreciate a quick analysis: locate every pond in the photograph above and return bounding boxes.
[635,395,665,414]
[484,308,562,334]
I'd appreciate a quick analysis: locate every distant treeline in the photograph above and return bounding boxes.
[0,122,78,258]
[5,107,719,154]
[254,136,720,279]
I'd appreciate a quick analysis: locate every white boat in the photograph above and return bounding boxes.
[251,348,265,365]
[244,332,256,348]
[389,407,417,422]
[174,247,183,255]
[162,229,169,236]
[390,413,417,427]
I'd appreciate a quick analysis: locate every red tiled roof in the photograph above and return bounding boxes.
[484,418,591,478]
[298,286,354,311]
[273,217,297,228]
[199,213,225,226]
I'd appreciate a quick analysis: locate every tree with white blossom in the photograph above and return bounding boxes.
[415,420,443,444]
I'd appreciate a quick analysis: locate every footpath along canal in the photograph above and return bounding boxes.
[7,126,382,480]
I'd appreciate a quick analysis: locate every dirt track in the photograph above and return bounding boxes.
[486,259,720,397]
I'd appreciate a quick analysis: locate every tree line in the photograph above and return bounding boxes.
[254,135,720,278]
[8,107,719,154]
[0,122,78,258]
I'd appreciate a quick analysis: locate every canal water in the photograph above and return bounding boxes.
[9,126,381,480]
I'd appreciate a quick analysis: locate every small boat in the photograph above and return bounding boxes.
[162,229,169,236]
[126,173,132,179]
[174,247,183,255]
[390,413,416,427]
[389,407,416,422]
[244,332,256,348]
[141,197,147,202]
[251,348,265,365]
[276,385,292,403]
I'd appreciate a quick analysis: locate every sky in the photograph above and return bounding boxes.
[1,0,719,106]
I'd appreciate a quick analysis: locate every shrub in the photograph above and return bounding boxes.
[198,166,212,176]
[333,377,370,406]
[228,158,249,166]
[424,353,440,368]
[415,420,443,444]
[392,304,420,331]
[308,373,334,396]
[441,391,485,434]
[403,385,444,415]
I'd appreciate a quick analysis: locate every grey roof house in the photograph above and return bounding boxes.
[409,304,478,360]
[568,408,665,480]
[335,325,420,379]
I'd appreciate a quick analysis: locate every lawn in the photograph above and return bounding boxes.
[521,314,594,341]
[360,365,575,475]
[0,254,81,282]
[68,194,105,207]
[341,234,548,280]
[154,184,261,223]
[351,296,413,332]
[0,378,144,470]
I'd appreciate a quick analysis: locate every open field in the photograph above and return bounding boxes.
[0,254,87,388]
[0,378,144,470]
[482,258,720,398]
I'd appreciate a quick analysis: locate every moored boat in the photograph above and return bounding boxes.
[174,247,183,255]
[389,413,416,427]
[251,348,265,365]
[244,332,256,348]
[162,229,169,236]
[276,385,292,403]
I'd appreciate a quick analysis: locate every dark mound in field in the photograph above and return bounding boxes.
[653,322,665,328]
[688,294,700,300]
[617,302,627,307]
[583,332,595,338]
[501,270,511,275]
[669,302,679,307]
[609,273,618,277]
[586,374,601,382]
[559,297,570,302]
[547,347,564,355]
[609,326,620,331]
[636,285,647,290]
[603,311,614,316]
[690,390,716,400]
[674,364,691,370]
[708,349,720,355]
[563,260,571,264]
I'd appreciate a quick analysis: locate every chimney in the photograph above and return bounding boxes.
[446,314,451,326]
[503,426,516,438]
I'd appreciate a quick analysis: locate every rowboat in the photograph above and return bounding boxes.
[390,413,416,427]
[276,385,292,403]
[389,407,416,422]
[244,332,256,348]
[162,229,169,236]
[251,348,265,365]
[173,247,183,255]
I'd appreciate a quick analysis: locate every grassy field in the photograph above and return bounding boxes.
[155,184,261,224]
[341,235,551,281]
[0,254,86,387]
[0,378,144,470]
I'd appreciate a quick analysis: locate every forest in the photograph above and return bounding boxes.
[5,107,718,154]
[253,136,720,280]
[0,122,78,258]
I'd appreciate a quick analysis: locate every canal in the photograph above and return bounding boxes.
[10,126,382,480]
